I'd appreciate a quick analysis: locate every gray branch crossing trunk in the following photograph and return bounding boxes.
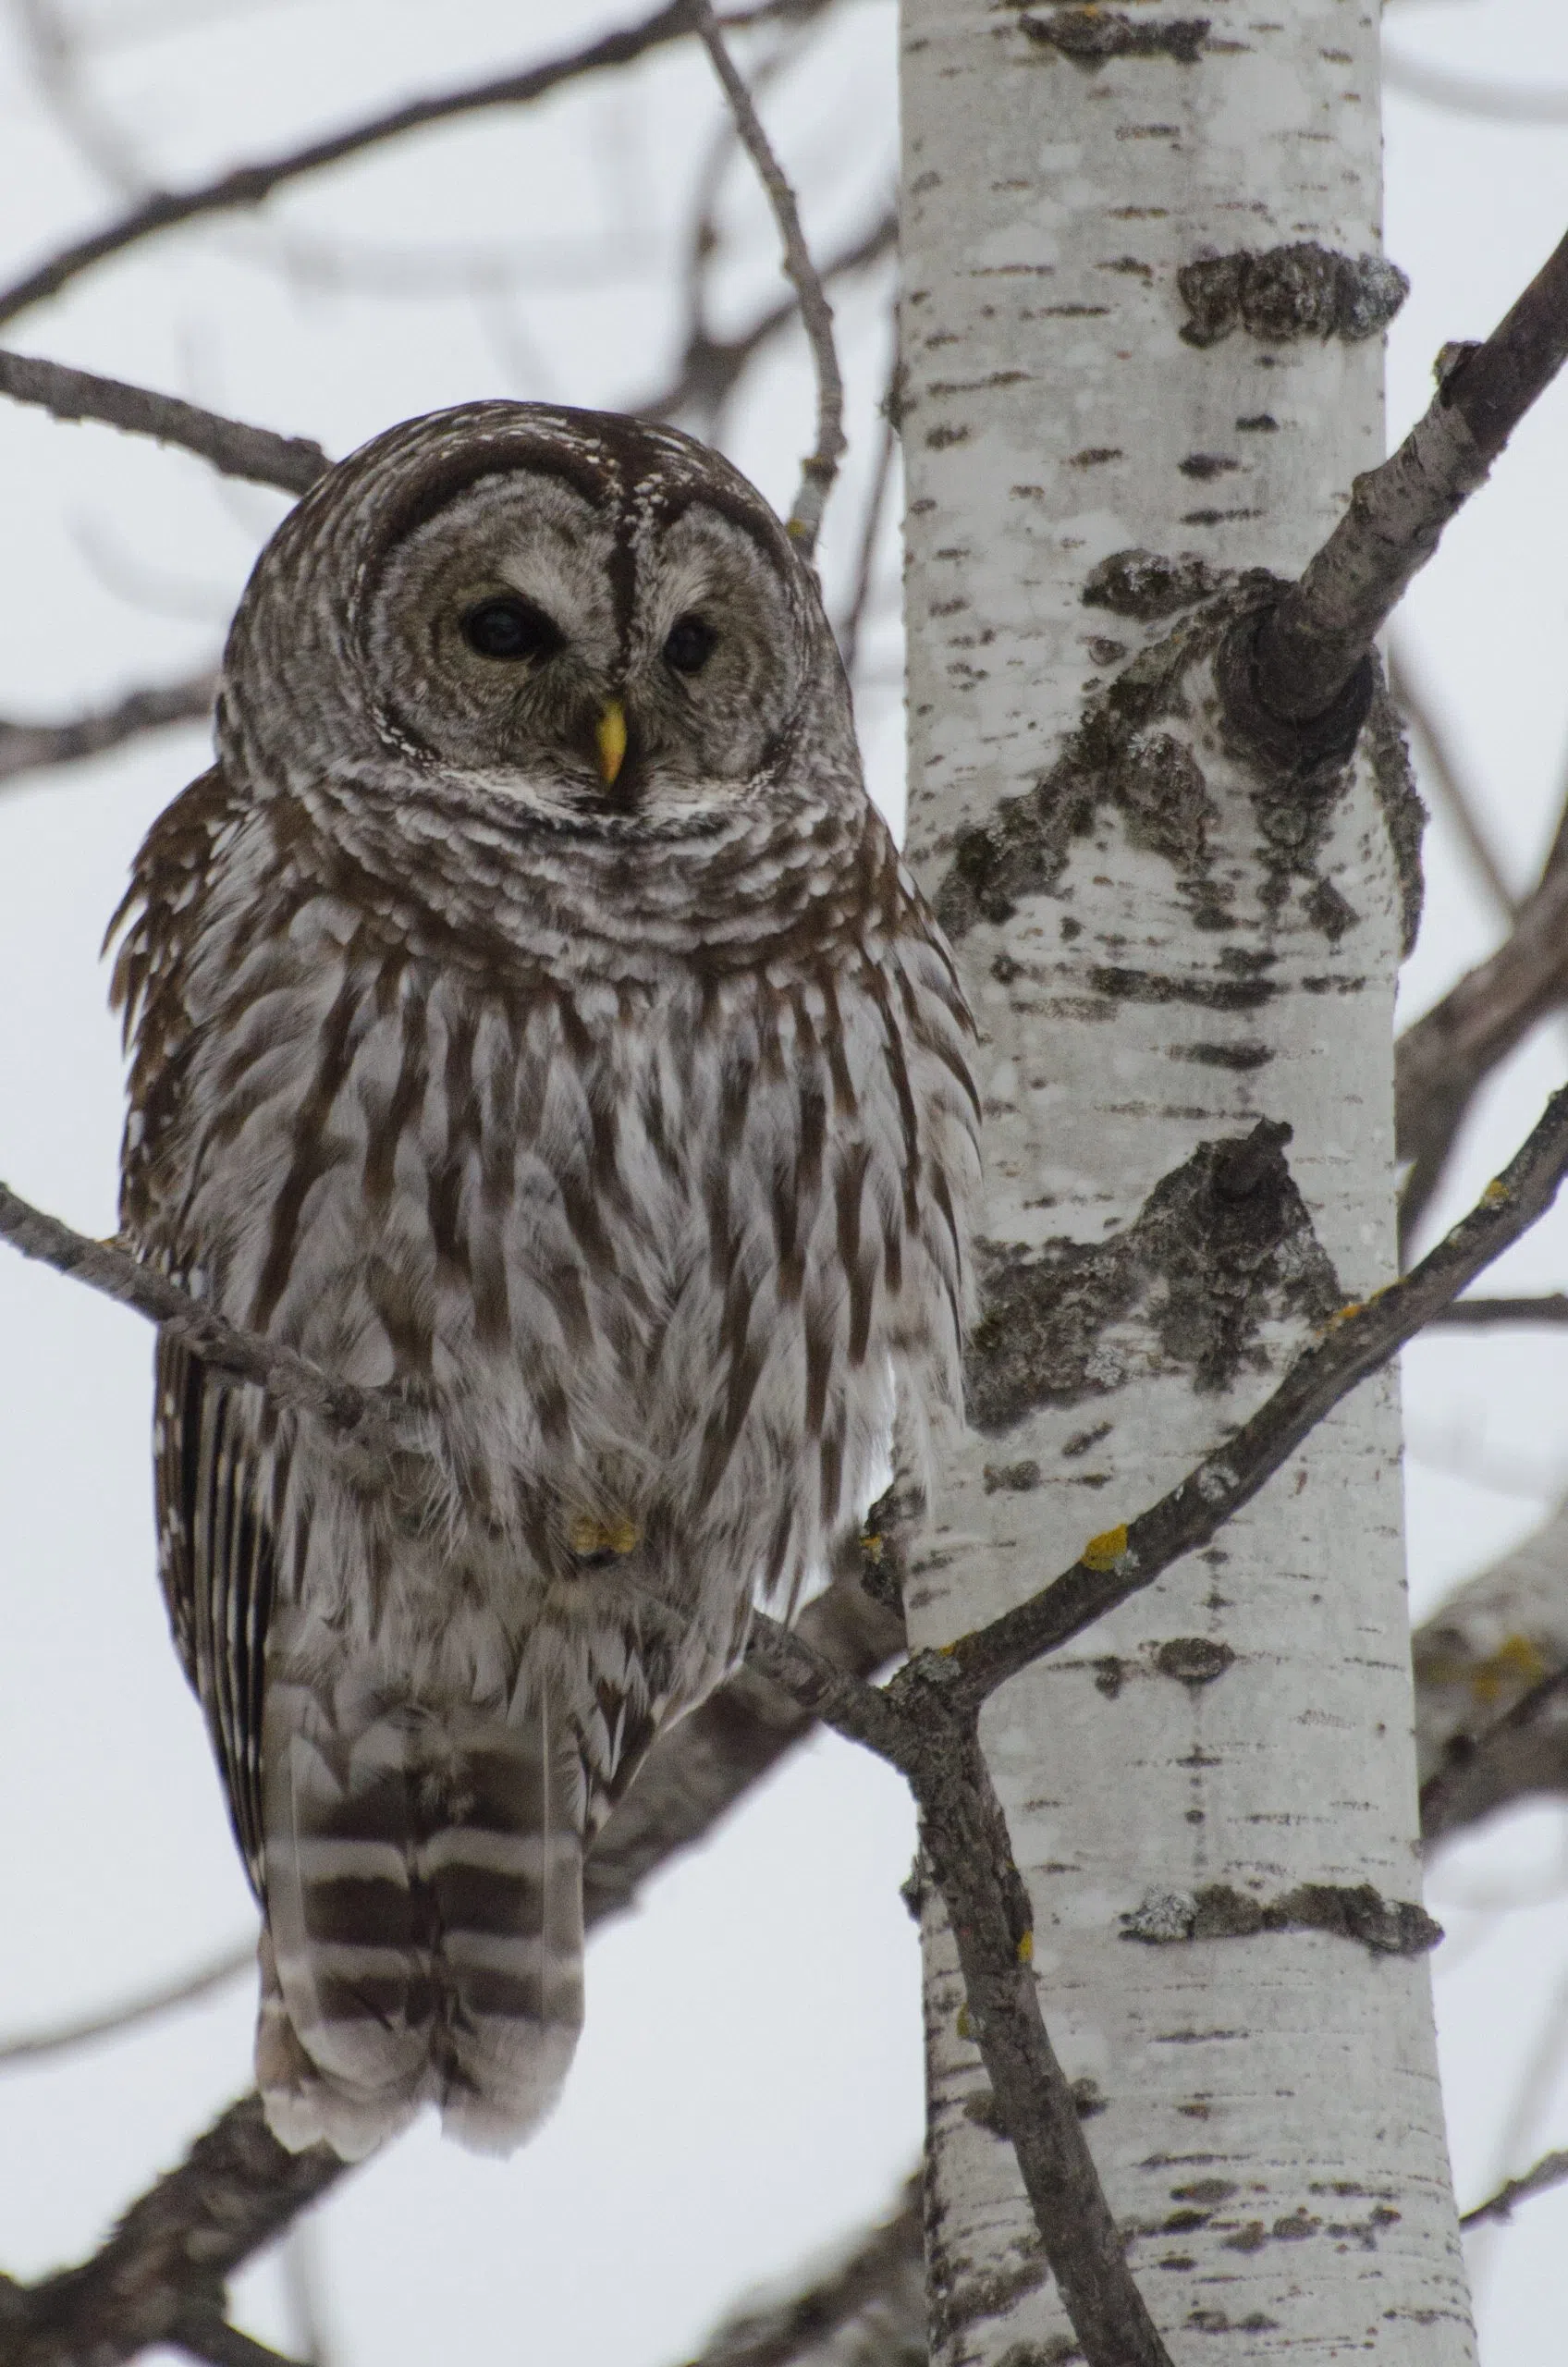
[897,4,1476,2358]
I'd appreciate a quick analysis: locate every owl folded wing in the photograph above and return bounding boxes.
[153,1330,276,1897]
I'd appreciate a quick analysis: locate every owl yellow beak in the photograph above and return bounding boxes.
[595,699,628,787]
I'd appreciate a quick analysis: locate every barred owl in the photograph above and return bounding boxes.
[112,403,980,2162]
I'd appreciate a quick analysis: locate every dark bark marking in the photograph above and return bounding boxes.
[1178,454,1240,481]
[1121,1882,1443,1955]
[935,599,1234,938]
[984,1459,1043,1493]
[1083,547,1224,620]
[1154,1637,1235,1686]
[1022,8,1210,65]
[967,1117,1341,1429]
[1167,1040,1274,1071]
[1178,244,1408,349]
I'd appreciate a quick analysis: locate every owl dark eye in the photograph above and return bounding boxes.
[461,596,564,662]
[662,613,717,675]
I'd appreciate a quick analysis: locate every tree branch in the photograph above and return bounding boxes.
[0,668,218,791]
[0,3,704,332]
[635,205,894,430]
[693,3,845,553]
[0,1940,251,2070]
[1427,1294,1568,1328]
[1383,47,1568,129]
[167,2307,308,2367]
[910,1725,1172,2367]
[924,1081,1568,1711]
[837,395,897,678]
[1394,855,1568,1224]
[1228,222,1568,730]
[0,350,328,492]
[673,2175,923,2367]
[1389,637,1515,924]
[0,1181,409,1468]
[1460,2147,1568,2231]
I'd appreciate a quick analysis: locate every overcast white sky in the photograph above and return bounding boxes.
[3,3,1568,2360]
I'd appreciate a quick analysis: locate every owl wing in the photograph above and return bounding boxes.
[153,1330,277,1897]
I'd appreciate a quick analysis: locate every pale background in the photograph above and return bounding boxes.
[1,2,1566,2358]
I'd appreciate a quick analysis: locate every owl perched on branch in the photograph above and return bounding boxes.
[112,403,980,2162]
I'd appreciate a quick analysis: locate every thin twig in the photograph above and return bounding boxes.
[1390,637,1515,923]
[673,2175,922,2367]
[0,3,701,332]
[0,1181,408,1467]
[1427,1294,1568,1328]
[693,3,845,553]
[0,668,218,791]
[1461,2146,1568,2230]
[0,1940,251,2069]
[1239,223,1568,726]
[0,349,328,492]
[637,205,893,429]
[916,1082,1568,1711]
[1383,46,1568,128]
[837,397,897,678]
[1395,858,1568,1239]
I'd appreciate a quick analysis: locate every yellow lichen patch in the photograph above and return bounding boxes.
[1016,1931,1035,1967]
[568,1513,642,1558]
[1325,1299,1365,1331]
[1083,1523,1129,1571]
[1472,1632,1552,1704]
[861,1529,885,1564]
[1482,1178,1512,1207]
[956,2005,974,2041]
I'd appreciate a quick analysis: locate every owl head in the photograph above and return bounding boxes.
[217,403,857,838]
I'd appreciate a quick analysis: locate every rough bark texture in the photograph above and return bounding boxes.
[898,4,1475,2359]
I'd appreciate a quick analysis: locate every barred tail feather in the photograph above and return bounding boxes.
[258,1677,587,2160]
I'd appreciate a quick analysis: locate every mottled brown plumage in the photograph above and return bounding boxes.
[113,402,980,2159]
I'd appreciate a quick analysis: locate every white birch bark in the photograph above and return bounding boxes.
[897,4,1477,2358]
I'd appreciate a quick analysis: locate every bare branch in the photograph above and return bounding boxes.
[693,4,845,553]
[637,206,893,429]
[1422,1662,1568,1847]
[1229,223,1568,730]
[168,2306,308,2367]
[0,349,328,492]
[0,1940,251,2069]
[1389,637,1515,924]
[1460,2147,1568,2230]
[1395,857,1568,1222]
[3,2096,344,2367]
[675,2176,922,2367]
[584,1537,904,1926]
[0,668,217,791]
[1427,1294,1568,1328]
[925,1087,1568,1710]
[0,4,702,332]
[0,1181,408,1468]
[837,398,897,679]
[1383,46,1568,128]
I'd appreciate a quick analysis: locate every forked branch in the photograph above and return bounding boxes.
[693,4,845,553]
[1225,222,1568,734]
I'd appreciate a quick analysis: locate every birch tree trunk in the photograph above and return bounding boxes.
[898,5,1477,2358]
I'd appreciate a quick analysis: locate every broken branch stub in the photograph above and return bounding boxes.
[1217,221,1568,748]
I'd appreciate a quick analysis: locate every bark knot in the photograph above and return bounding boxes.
[966,1118,1341,1431]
